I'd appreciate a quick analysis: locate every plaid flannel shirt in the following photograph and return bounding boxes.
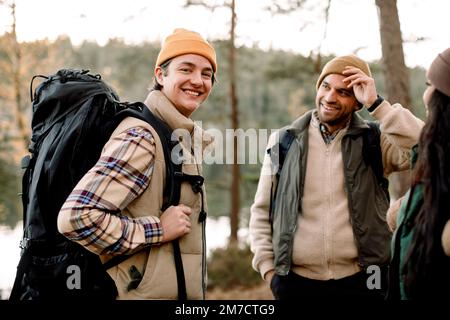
[59,126,163,255]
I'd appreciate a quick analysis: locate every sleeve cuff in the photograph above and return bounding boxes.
[259,259,275,280]
[367,95,384,112]
[368,99,392,120]
[139,216,163,244]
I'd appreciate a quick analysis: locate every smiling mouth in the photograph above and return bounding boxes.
[321,103,339,112]
[184,89,201,97]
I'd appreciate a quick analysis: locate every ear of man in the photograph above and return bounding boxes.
[155,67,164,87]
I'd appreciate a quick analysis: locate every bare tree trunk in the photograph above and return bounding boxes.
[183,0,241,245]
[229,0,240,246]
[376,0,411,200]
[10,1,29,151]
[376,0,411,107]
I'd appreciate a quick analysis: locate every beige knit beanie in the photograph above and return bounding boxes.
[427,48,450,97]
[316,55,372,90]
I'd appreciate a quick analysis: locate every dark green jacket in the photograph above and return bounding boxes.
[390,183,423,300]
[271,110,391,275]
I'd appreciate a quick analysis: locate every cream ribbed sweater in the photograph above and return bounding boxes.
[291,115,360,280]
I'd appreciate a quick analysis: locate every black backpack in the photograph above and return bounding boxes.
[9,69,203,300]
[268,121,389,227]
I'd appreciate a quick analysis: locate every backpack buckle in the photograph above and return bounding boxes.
[174,172,204,193]
[21,155,31,170]
[19,238,30,250]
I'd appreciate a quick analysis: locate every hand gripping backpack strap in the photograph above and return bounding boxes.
[164,126,206,301]
[139,107,188,301]
[164,147,187,301]
[160,122,207,301]
[170,172,206,301]
[141,106,208,300]
[124,105,189,300]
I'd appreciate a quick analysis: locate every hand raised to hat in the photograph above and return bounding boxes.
[342,66,378,108]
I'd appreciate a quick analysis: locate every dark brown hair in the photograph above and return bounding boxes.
[404,88,450,298]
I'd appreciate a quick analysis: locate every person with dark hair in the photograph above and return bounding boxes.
[57,28,217,299]
[388,47,450,300]
[249,54,424,299]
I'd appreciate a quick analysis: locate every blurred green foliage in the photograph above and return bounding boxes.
[0,34,428,228]
[0,151,21,228]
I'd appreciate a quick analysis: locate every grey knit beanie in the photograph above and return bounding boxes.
[427,48,450,97]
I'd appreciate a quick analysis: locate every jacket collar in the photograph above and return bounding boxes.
[143,90,214,152]
[345,112,370,136]
[287,109,370,139]
[287,110,313,138]
[144,90,194,133]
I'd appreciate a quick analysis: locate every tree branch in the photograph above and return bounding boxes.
[184,0,224,11]
[264,0,308,16]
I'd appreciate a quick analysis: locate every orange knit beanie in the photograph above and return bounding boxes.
[316,55,372,90]
[155,28,217,73]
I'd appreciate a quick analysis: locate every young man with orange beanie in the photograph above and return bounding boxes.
[57,28,217,299]
[249,54,424,299]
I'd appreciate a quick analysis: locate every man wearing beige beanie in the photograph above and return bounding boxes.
[250,54,424,299]
[388,47,450,300]
[57,28,217,299]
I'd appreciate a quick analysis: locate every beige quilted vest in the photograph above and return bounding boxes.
[104,90,213,299]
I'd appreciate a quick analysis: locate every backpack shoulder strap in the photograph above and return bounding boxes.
[277,128,296,177]
[268,127,295,177]
[268,127,295,227]
[363,121,389,200]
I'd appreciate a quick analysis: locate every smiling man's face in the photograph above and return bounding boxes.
[155,54,213,117]
[315,73,359,132]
